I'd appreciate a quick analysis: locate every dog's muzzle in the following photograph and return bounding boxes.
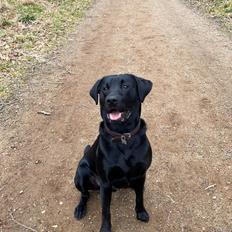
[107,111,131,122]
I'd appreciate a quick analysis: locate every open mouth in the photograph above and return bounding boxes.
[107,111,131,122]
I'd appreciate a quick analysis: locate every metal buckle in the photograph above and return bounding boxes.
[124,133,131,139]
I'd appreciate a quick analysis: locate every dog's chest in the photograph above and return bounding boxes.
[106,149,148,187]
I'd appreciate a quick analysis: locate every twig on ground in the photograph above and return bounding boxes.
[37,111,51,116]
[167,194,175,203]
[10,212,38,232]
[205,184,216,190]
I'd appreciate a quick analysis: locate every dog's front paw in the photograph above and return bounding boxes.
[100,224,111,232]
[136,209,149,222]
[74,204,86,220]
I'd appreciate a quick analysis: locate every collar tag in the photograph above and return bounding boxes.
[121,133,131,144]
[121,135,127,144]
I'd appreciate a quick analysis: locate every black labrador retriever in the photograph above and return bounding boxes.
[74,74,153,232]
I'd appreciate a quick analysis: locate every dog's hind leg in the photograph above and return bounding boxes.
[74,190,89,220]
[74,160,91,220]
[74,142,99,220]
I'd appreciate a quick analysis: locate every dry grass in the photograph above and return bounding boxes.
[185,0,232,31]
[0,0,92,100]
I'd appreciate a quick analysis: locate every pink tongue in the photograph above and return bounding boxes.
[109,112,122,121]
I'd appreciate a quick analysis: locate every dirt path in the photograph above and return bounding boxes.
[1,0,232,231]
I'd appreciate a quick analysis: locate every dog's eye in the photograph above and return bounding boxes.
[122,84,129,89]
[102,86,109,91]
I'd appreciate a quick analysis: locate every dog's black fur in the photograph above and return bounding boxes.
[74,74,153,232]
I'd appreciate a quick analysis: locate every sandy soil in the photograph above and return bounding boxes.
[0,0,232,231]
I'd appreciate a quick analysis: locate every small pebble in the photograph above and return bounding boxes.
[52,225,58,228]
[10,144,17,149]
[19,190,24,194]
[35,160,42,164]
[80,138,85,144]
[212,196,217,200]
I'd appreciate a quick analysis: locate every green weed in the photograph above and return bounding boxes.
[0,84,9,98]
[16,2,44,24]
[0,18,13,27]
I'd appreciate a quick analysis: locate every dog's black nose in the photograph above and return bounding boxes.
[106,96,118,105]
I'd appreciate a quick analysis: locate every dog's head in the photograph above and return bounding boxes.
[90,74,152,127]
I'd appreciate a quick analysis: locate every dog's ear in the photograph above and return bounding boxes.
[134,75,153,103]
[89,79,102,105]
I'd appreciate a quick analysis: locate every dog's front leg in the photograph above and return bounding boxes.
[100,183,112,232]
[132,176,149,222]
